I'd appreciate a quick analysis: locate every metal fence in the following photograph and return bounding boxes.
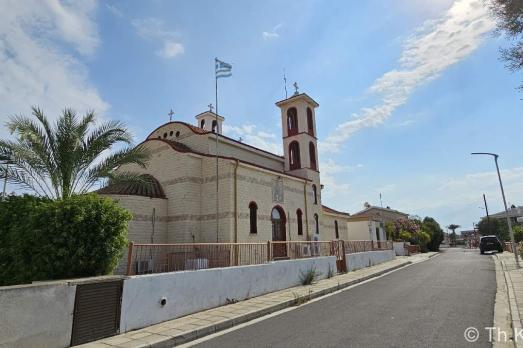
[126,239,394,276]
[504,241,523,253]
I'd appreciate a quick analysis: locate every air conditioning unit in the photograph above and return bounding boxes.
[302,244,311,257]
[135,259,154,274]
[312,235,320,255]
[185,258,209,270]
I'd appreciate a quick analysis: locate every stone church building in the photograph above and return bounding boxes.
[99,92,351,260]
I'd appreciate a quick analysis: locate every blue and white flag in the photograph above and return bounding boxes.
[215,58,232,79]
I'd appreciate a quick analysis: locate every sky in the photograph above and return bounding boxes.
[0,0,522,233]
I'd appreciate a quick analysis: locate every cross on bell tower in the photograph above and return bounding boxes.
[293,82,299,96]
[208,103,214,113]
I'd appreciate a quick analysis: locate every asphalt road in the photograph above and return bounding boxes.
[190,248,496,348]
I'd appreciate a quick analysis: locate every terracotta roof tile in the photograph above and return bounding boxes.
[322,205,350,216]
[97,174,166,199]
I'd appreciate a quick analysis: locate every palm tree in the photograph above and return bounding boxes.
[0,107,150,199]
[447,224,460,246]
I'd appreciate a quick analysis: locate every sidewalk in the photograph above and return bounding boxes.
[497,252,523,348]
[80,252,436,348]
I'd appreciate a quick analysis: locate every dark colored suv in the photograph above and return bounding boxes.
[479,235,504,254]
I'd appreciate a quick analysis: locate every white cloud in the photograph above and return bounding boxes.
[321,0,495,153]
[319,159,367,205]
[157,41,185,58]
[0,0,108,137]
[262,23,283,40]
[222,124,282,155]
[106,3,124,18]
[388,167,523,227]
[132,17,184,58]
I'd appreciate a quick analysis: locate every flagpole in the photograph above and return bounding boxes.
[215,58,219,243]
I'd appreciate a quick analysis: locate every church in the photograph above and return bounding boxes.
[99,90,353,270]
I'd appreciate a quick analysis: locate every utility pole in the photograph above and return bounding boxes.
[471,152,519,268]
[483,193,490,235]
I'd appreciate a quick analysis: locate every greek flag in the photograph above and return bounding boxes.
[215,58,232,79]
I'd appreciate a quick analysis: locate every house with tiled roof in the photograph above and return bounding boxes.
[346,204,409,241]
[98,91,352,272]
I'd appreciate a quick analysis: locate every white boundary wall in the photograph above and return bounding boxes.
[346,250,395,272]
[393,242,407,256]
[0,282,76,348]
[120,256,336,332]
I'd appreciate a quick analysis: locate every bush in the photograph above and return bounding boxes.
[299,267,321,285]
[398,231,412,242]
[0,194,131,286]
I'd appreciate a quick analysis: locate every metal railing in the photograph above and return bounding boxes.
[126,239,394,276]
[126,242,268,275]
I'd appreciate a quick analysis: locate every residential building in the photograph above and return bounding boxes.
[346,204,409,241]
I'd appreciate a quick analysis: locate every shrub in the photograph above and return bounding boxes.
[0,194,131,286]
[299,267,321,285]
[398,231,412,242]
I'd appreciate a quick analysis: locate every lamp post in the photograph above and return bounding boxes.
[471,152,519,268]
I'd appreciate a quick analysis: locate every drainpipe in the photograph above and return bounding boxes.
[303,181,309,240]
[234,159,239,243]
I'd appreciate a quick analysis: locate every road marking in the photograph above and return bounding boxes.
[177,255,437,347]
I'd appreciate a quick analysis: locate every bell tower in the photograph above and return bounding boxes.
[275,88,319,181]
[195,110,224,134]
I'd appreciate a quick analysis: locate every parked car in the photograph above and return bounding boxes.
[479,235,504,254]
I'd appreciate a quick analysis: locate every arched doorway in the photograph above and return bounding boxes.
[271,206,287,258]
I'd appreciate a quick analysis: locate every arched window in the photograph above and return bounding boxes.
[249,202,258,234]
[289,141,301,170]
[307,108,314,136]
[335,220,339,239]
[312,184,318,204]
[163,132,167,138]
[287,107,298,136]
[314,213,319,234]
[212,120,217,133]
[200,119,206,128]
[296,209,303,236]
[309,142,317,170]
[169,131,173,136]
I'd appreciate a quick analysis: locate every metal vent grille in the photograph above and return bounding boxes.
[70,280,123,346]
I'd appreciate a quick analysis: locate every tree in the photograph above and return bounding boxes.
[489,0,523,91]
[477,217,510,241]
[0,107,150,198]
[422,217,445,251]
[450,231,457,246]
[447,224,460,246]
[513,225,523,242]
[447,224,461,234]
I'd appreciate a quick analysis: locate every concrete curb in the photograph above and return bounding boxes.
[498,256,523,348]
[146,260,413,347]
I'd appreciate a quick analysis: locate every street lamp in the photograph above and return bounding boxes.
[471,152,519,268]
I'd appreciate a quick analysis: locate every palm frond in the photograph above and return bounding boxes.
[1,106,149,198]
[80,146,151,193]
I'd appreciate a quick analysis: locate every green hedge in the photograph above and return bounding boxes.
[0,194,131,286]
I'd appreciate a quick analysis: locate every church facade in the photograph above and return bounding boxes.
[99,92,351,271]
